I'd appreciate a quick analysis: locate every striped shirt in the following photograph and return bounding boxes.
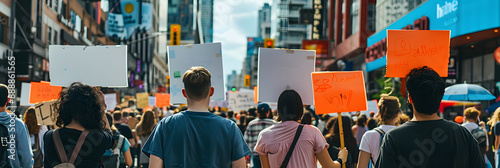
[244,118,276,155]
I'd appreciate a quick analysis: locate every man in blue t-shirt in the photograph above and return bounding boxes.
[142,66,250,168]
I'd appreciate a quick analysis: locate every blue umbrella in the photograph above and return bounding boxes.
[442,83,495,101]
[487,101,500,113]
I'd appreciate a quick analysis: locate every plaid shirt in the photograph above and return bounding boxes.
[243,118,276,155]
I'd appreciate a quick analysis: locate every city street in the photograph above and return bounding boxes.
[1,0,500,168]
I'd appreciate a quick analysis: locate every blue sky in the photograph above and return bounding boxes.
[213,0,272,78]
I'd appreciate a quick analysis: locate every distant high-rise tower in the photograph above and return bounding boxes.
[271,0,311,49]
[258,3,271,38]
[199,0,214,43]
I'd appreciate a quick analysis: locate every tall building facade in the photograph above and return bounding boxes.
[376,0,428,31]
[271,0,311,49]
[199,0,213,43]
[167,0,213,44]
[167,0,195,42]
[258,3,271,39]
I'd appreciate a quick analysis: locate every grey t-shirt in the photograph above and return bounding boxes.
[135,125,152,164]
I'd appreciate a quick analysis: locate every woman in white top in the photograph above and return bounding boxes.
[357,96,402,168]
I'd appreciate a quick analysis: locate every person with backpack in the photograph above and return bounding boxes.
[103,113,132,168]
[244,103,276,168]
[43,82,113,168]
[0,84,33,168]
[142,67,251,167]
[23,107,48,168]
[375,66,485,167]
[462,107,490,167]
[135,110,156,168]
[357,96,401,168]
[254,90,348,168]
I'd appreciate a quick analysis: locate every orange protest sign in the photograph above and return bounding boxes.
[386,30,450,77]
[312,71,367,114]
[155,93,170,107]
[29,82,63,104]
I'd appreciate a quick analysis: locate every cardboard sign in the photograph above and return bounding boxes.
[104,93,118,111]
[136,93,149,109]
[228,91,256,112]
[167,43,225,104]
[148,96,156,107]
[49,45,128,87]
[312,71,367,114]
[20,83,34,106]
[34,100,57,125]
[386,30,450,77]
[155,93,170,107]
[258,48,316,105]
[29,82,62,104]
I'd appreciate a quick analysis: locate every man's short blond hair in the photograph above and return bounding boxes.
[182,66,212,100]
[464,107,480,120]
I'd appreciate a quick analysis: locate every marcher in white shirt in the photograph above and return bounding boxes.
[357,96,402,168]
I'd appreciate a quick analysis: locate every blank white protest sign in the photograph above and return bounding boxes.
[49,45,128,87]
[168,43,225,104]
[20,83,34,106]
[258,48,316,105]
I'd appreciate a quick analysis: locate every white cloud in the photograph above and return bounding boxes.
[213,0,272,80]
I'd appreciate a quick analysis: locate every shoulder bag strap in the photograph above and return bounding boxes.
[114,135,125,155]
[370,128,386,166]
[68,130,90,164]
[53,129,68,163]
[281,124,304,168]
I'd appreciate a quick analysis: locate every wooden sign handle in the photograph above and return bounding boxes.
[338,115,346,168]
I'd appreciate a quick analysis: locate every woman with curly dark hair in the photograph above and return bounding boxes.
[24,107,48,167]
[43,82,113,168]
[135,110,157,168]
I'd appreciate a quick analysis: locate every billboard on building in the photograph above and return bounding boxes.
[302,40,330,59]
[106,0,153,39]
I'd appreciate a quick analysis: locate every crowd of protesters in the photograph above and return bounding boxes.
[0,66,497,167]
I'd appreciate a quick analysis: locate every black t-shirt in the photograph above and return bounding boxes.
[43,128,113,168]
[375,119,485,168]
[115,123,134,139]
[493,121,500,136]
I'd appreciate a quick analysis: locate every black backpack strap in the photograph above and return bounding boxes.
[52,129,90,164]
[370,128,386,166]
[281,124,304,168]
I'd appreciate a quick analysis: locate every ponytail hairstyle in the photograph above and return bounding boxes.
[377,96,402,125]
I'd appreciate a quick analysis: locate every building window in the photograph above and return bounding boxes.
[0,14,7,45]
[53,31,58,44]
[47,26,52,44]
[53,0,58,13]
[350,0,359,35]
[46,0,52,7]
